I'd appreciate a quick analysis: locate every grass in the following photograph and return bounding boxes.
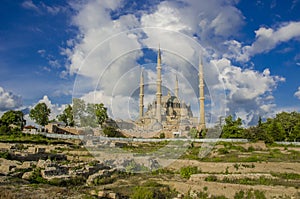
[270,172,300,180]
[0,131,76,146]
[180,166,200,179]
[234,189,266,199]
[121,141,170,154]
[208,176,300,188]
[130,180,177,199]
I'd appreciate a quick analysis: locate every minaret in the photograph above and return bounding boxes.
[175,75,179,98]
[199,56,206,130]
[156,46,162,123]
[139,68,144,118]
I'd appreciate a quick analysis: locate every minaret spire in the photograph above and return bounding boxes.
[156,45,162,123]
[139,68,144,118]
[199,55,206,130]
[175,75,179,98]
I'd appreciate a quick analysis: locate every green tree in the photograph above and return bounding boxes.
[94,103,108,127]
[57,105,74,126]
[103,126,124,137]
[29,103,51,126]
[221,115,244,138]
[189,128,199,138]
[72,99,109,128]
[244,116,274,143]
[266,119,285,141]
[72,98,85,126]
[273,112,300,141]
[1,110,26,130]
[290,122,300,141]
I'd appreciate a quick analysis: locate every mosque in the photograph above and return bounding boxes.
[115,47,206,138]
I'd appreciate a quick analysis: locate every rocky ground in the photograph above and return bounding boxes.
[0,140,299,198]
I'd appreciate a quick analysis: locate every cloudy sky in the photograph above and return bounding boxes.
[0,0,300,126]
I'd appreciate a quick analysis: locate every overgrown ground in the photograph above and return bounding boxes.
[0,135,299,198]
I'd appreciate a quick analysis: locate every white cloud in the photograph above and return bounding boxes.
[295,87,300,99]
[226,21,300,62]
[21,0,65,15]
[62,0,287,126]
[21,0,39,12]
[0,87,22,111]
[211,58,285,125]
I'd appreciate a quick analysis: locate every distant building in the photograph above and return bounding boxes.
[116,47,206,138]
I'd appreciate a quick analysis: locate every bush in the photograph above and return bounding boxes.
[131,181,176,199]
[0,151,11,159]
[0,125,10,135]
[234,189,266,199]
[28,168,48,184]
[159,133,165,138]
[205,175,218,182]
[49,176,86,186]
[218,148,229,154]
[103,126,124,137]
[180,166,199,179]
[131,187,153,199]
[93,176,115,185]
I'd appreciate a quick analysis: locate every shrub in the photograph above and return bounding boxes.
[234,189,266,199]
[0,125,10,135]
[0,151,11,159]
[131,181,176,199]
[28,168,47,184]
[49,176,86,186]
[205,175,218,182]
[93,176,114,185]
[180,166,199,179]
[234,190,244,199]
[218,148,229,154]
[247,146,255,152]
[131,187,153,199]
[233,163,240,171]
[103,126,124,137]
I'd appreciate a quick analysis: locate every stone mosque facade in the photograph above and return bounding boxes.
[117,47,206,138]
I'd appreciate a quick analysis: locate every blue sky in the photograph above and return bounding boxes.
[0,0,300,125]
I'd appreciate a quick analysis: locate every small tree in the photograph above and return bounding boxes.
[1,110,26,130]
[94,103,108,127]
[29,102,51,126]
[103,126,124,137]
[189,128,199,138]
[57,104,74,126]
[267,120,285,141]
[221,115,244,138]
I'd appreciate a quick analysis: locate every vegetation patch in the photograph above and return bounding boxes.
[234,189,266,199]
[130,180,177,199]
[211,176,300,188]
[180,166,200,179]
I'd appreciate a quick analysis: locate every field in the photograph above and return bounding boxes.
[0,135,299,198]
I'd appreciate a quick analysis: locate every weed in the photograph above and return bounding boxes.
[233,163,240,171]
[180,166,199,179]
[205,175,218,182]
[218,148,229,154]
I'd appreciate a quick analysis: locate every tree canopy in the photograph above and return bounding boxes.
[221,112,300,142]
[29,102,51,126]
[72,98,108,127]
[57,104,74,126]
[221,115,244,138]
[0,110,26,130]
